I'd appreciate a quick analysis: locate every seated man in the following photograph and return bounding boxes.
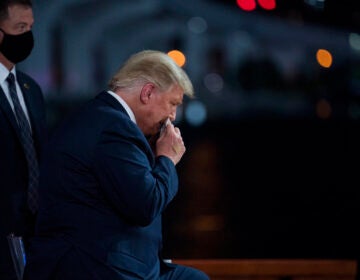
[23,50,209,280]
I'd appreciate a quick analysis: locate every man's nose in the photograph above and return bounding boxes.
[169,111,176,122]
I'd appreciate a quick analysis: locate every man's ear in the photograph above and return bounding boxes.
[140,83,155,104]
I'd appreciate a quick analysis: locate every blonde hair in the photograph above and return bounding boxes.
[108,50,194,98]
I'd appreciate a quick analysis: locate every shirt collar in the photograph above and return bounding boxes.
[0,63,16,85]
[107,90,136,124]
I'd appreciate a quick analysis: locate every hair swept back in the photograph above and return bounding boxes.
[108,50,194,98]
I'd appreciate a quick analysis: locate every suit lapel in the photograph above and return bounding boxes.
[0,86,23,140]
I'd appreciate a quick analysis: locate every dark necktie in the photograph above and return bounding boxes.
[7,73,39,213]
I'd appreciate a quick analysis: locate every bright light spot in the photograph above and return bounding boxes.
[167,50,186,67]
[257,0,276,10]
[203,73,224,93]
[349,33,360,51]
[187,17,208,34]
[185,100,207,126]
[316,49,333,68]
[316,99,331,119]
[236,0,256,11]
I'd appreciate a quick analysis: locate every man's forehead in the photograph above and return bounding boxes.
[7,4,33,22]
[171,88,184,104]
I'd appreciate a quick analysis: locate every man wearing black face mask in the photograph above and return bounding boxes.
[0,1,47,279]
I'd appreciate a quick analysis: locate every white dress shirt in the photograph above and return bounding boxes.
[0,63,32,128]
[107,90,136,124]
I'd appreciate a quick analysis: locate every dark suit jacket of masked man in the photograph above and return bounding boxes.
[0,70,47,277]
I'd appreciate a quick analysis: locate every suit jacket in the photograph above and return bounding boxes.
[0,70,47,278]
[24,91,179,280]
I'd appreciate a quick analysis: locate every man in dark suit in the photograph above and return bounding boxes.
[0,0,47,279]
[24,50,209,280]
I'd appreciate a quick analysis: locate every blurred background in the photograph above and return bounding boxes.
[19,0,359,260]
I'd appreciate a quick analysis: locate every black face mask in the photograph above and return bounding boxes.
[0,29,34,63]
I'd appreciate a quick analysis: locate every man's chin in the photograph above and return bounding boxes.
[146,132,159,141]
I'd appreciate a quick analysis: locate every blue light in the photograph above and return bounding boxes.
[185,100,207,126]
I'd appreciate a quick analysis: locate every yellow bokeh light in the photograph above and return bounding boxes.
[316,49,333,68]
[167,50,186,67]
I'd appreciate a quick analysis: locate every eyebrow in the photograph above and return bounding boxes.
[13,22,27,27]
[175,100,183,106]
[15,18,34,26]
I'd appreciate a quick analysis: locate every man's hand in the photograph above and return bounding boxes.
[156,122,185,165]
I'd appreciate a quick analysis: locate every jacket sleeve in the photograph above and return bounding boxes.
[92,121,179,226]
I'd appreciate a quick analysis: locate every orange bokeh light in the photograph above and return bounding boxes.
[316,49,333,68]
[168,50,186,67]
